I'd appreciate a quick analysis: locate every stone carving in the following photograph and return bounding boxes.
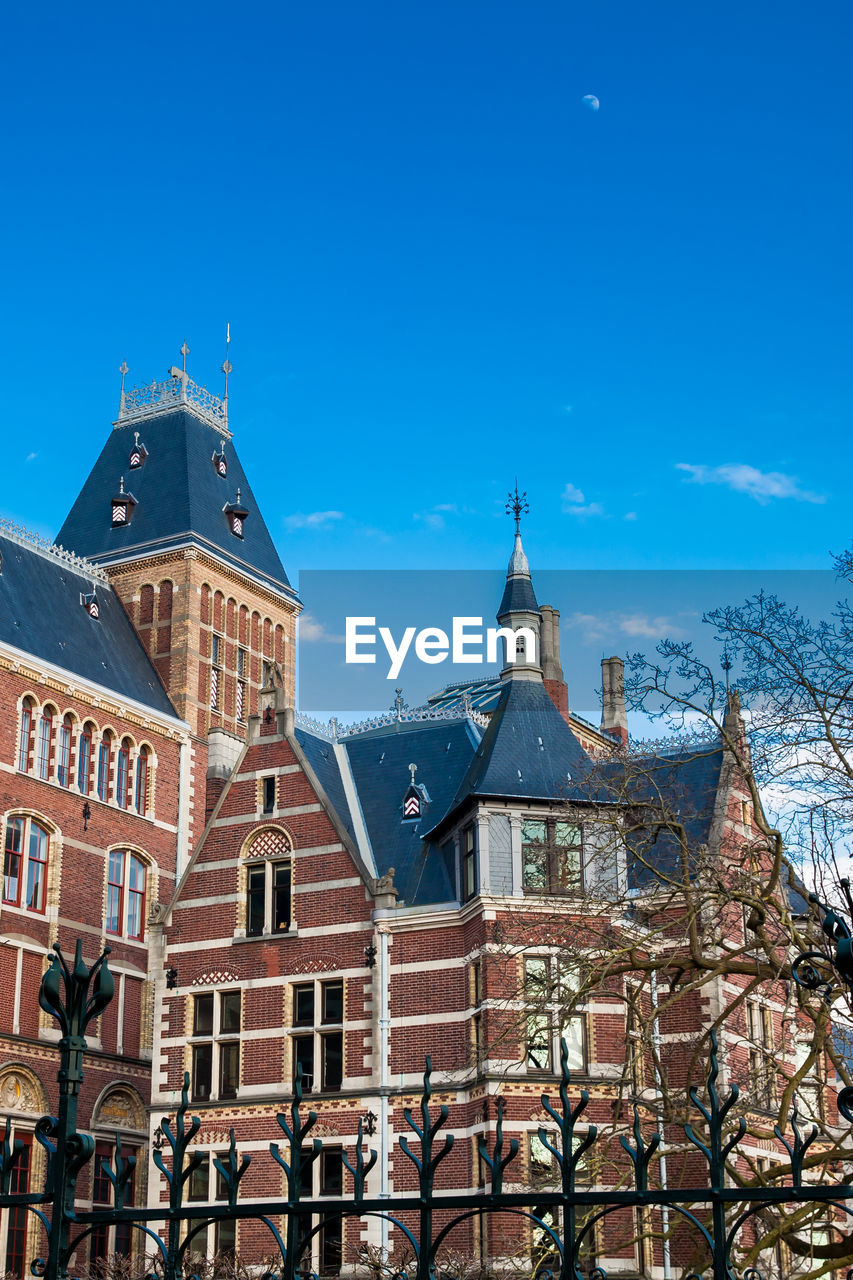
[0,1069,42,1114]
[95,1086,147,1131]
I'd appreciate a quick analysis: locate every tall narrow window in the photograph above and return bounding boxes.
[97,733,112,803]
[36,709,53,781]
[290,979,344,1093]
[17,700,34,773]
[57,715,73,788]
[135,747,150,815]
[461,825,477,901]
[5,1132,32,1279]
[78,723,93,795]
[4,817,49,913]
[117,740,131,809]
[210,634,223,711]
[191,991,241,1101]
[106,850,147,940]
[236,651,247,723]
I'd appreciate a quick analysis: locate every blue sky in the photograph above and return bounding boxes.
[2,0,850,597]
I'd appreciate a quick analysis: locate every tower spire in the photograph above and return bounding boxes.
[505,480,529,535]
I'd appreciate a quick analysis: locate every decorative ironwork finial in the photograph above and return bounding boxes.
[119,476,125,495]
[119,361,129,414]
[180,341,190,374]
[721,646,732,695]
[408,762,417,784]
[505,480,529,535]
[221,322,232,423]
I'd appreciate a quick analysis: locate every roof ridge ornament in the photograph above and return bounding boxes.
[505,480,529,535]
[221,324,232,429]
[0,518,108,584]
[114,343,232,437]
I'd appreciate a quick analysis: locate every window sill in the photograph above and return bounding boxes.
[233,929,298,945]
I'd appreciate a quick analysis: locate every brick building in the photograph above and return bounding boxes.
[0,361,831,1278]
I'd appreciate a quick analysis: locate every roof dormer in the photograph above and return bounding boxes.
[111,477,137,528]
[128,431,148,469]
[224,489,248,539]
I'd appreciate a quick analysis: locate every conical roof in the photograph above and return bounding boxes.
[497,532,538,618]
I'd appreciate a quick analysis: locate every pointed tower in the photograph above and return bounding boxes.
[496,485,541,681]
[56,352,302,742]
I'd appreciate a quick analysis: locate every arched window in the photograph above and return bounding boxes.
[57,715,73,788]
[106,850,147,940]
[97,732,113,803]
[78,722,94,795]
[244,829,293,937]
[36,708,53,781]
[3,817,49,913]
[134,747,150,816]
[116,739,131,810]
[17,700,34,774]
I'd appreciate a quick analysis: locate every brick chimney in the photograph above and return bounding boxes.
[540,605,570,724]
[600,655,628,747]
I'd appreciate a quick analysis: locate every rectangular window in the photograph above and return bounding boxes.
[78,729,92,795]
[116,747,129,809]
[17,707,31,773]
[747,1001,776,1110]
[97,740,111,802]
[134,751,149,814]
[236,681,246,722]
[247,865,266,937]
[524,956,586,1075]
[91,1141,137,1265]
[237,647,247,678]
[57,722,71,788]
[291,980,344,1094]
[5,1132,32,1280]
[23,825,46,916]
[4,818,24,907]
[4,818,48,913]
[191,991,240,1102]
[461,825,477,901]
[263,776,276,813]
[245,860,291,936]
[36,714,52,781]
[522,818,583,894]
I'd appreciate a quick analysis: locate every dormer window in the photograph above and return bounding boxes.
[213,443,228,477]
[129,431,148,469]
[111,477,137,527]
[402,763,424,821]
[81,591,100,619]
[224,489,248,539]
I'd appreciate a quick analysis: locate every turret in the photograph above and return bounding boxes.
[496,486,541,682]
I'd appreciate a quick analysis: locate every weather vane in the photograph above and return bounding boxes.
[222,323,232,425]
[721,646,732,696]
[505,480,529,535]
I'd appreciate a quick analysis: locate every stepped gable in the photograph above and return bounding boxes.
[342,717,479,905]
[0,523,177,717]
[57,389,296,598]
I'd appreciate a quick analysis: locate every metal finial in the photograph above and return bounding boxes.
[119,476,125,495]
[721,647,732,695]
[236,487,241,504]
[119,361,129,415]
[505,479,529,535]
[408,762,417,784]
[180,341,190,373]
[221,323,232,425]
[134,431,140,447]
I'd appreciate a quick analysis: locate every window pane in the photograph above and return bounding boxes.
[294,1035,315,1092]
[273,862,291,931]
[219,1041,239,1098]
[215,1218,236,1258]
[560,1015,586,1073]
[221,991,241,1033]
[294,985,314,1025]
[4,817,23,905]
[106,884,122,935]
[320,1214,342,1274]
[522,820,548,890]
[526,1014,551,1070]
[188,1160,210,1201]
[193,993,214,1036]
[524,957,549,997]
[78,732,91,795]
[322,1032,343,1091]
[322,981,343,1024]
[247,866,266,936]
[320,1148,343,1196]
[192,1042,213,1100]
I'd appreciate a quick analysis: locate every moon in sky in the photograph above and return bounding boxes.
[582,94,600,111]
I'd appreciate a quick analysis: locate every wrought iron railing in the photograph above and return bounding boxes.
[4,940,853,1280]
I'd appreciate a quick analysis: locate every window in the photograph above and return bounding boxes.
[471,959,483,1066]
[522,818,583,893]
[794,1041,824,1122]
[78,723,93,795]
[90,1140,137,1265]
[210,635,223,711]
[97,732,113,803]
[1,1130,32,1279]
[625,986,646,1093]
[116,739,131,809]
[747,1000,776,1110]
[3,817,48,913]
[262,776,276,813]
[36,709,53,781]
[57,715,73,788]
[186,1152,236,1259]
[135,746,150,815]
[191,991,241,1101]
[236,646,247,724]
[524,956,585,1074]
[106,850,147,940]
[461,825,477,901]
[291,980,344,1093]
[17,700,33,773]
[246,859,291,937]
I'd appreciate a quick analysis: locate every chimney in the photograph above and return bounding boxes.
[540,605,570,724]
[600,656,628,747]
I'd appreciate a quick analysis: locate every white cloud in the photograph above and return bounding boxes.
[561,482,605,518]
[25,452,38,463]
[415,503,461,531]
[565,611,688,644]
[676,463,825,506]
[297,613,342,643]
[623,511,638,522]
[283,510,345,529]
[619,614,688,640]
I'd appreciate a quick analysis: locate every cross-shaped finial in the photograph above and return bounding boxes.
[180,341,190,373]
[408,762,417,784]
[505,480,529,534]
[119,361,129,413]
[721,647,732,695]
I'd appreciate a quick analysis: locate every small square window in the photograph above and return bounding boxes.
[294,985,315,1026]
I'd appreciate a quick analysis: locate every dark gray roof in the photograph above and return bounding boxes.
[57,409,298,599]
[497,574,539,619]
[293,729,357,849]
[0,531,178,718]
[430,678,592,835]
[343,719,479,905]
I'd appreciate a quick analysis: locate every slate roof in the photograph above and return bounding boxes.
[0,530,178,718]
[293,728,357,849]
[428,678,592,837]
[428,676,503,714]
[497,573,539,618]
[57,408,298,599]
